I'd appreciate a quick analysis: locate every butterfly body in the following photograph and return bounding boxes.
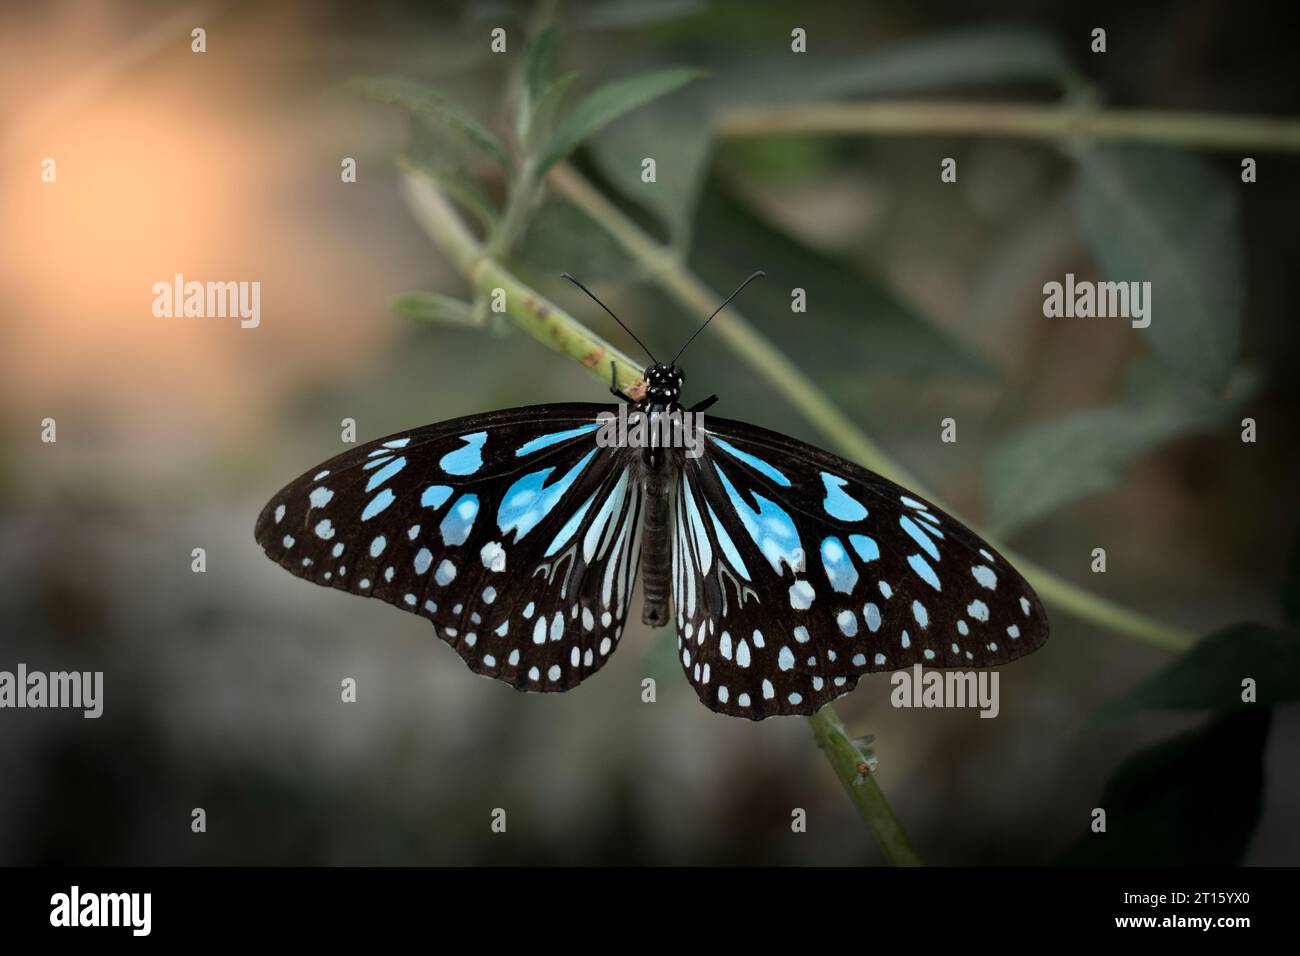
[256,358,1049,720]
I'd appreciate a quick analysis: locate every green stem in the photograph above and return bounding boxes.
[717,100,1300,153]
[547,162,1195,653]
[808,706,922,865]
[399,165,642,388]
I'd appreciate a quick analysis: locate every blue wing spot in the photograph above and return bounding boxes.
[907,553,941,591]
[515,423,599,457]
[362,455,392,471]
[711,436,792,487]
[545,492,597,557]
[971,565,998,590]
[362,489,395,521]
[878,580,893,599]
[498,451,596,541]
[820,536,859,594]
[967,600,990,622]
[440,493,480,546]
[899,516,940,560]
[435,559,457,585]
[912,600,929,628]
[383,437,411,449]
[778,646,795,671]
[788,580,815,610]
[414,548,432,574]
[309,487,333,509]
[864,603,881,632]
[365,456,406,492]
[706,501,751,581]
[849,534,879,563]
[837,610,858,637]
[421,485,453,509]
[900,495,928,510]
[820,473,868,522]
[440,432,488,475]
[713,464,802,575]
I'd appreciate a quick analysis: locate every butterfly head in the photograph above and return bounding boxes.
[643,362,684,406]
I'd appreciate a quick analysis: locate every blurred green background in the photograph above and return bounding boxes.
[2,0,1298,865]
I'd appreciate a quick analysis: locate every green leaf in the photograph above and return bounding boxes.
[1072,144,1244,391]
[719,26,1079,104]
[540,66,703,172]
[525,72,579,154]
[516,25,561,144]
[690,184,991,383]
[514,194,638,282]
[388,292,481,328]
[1092,623,1300,722]
[347,75,511,171]
[401,119,501,232]
[985,366,1240,535]
[1056,710,1269,865]
[588,27,1077,245]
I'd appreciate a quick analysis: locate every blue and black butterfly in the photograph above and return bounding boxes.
[255,272,1049,720]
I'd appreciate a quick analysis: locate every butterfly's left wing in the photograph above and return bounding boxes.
[255,403,645,693]
[671,415,1050,719]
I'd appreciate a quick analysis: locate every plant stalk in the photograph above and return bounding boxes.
[717,100,1300,153]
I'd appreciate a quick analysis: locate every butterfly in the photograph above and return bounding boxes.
[255,272,1049,720]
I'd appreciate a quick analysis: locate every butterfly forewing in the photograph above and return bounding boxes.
[672,416,1049,719]
[254,403,644,691]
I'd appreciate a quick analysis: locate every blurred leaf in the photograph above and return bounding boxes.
[526,72,579,153]
[575,0,707,29]
[985,365,1242,534]
[588,97,714,246]
[589,27,1077,243]
[1056,710,1269,865]
[389,292,481,328]
[690,185,992,382]
[348,75,511,171]
[1092,623,1300,722]
[1072,145,1244,391]
[540,67,703,172]
[400,136,500,233]
[515,194,638,282]
[723,26,1080,104]
[517,25,561,144]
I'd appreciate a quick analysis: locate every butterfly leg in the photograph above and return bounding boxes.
[688,395,718,413]
[609,361,635,404]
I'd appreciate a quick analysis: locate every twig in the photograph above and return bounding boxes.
[717,100,1300,153]
[808,706,922,866]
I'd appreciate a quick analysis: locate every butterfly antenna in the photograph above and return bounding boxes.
[560,273,657,364]
[672,270,766,365]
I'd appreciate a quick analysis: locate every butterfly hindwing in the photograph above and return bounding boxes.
[254,403,644,692]
[672,416,1049,719]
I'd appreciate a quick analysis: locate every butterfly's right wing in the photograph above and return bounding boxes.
[255,403,645,692]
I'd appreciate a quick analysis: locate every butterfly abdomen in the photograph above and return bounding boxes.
[639,457,674,627]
